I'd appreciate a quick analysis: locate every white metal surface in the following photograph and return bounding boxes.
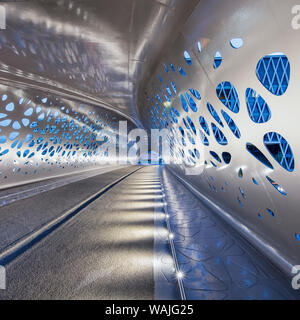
[139,0,300,273]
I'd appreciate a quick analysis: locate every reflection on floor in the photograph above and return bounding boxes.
[162,167,300,300]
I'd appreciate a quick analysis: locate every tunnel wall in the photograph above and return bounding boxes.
[0,84,136,190]
[139,0,300,273]
[0,1,143,190]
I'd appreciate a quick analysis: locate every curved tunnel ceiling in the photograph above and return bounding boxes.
[0,0,200,127]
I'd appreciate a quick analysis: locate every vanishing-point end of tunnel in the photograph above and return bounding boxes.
[0,0,299,305]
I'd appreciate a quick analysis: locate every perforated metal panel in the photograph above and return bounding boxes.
[0,84,136,189]
[139,0,300,273]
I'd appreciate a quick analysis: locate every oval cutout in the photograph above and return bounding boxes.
[24,108,33,116]
[0,136,6,144]
[199,116,210,135]
[222,152,231,164]
[166,86,172,97]
[264,132,294,172]
[185,92,197,112]
[211,123,228,145]
[0,119,11,127]
[187,132,195,145]
[266,176,287,196]
[194,148,200,159]
[216,82,240,113]
[183,118,190,131]
[171,81,177,94]
[178,66,187,76]
[239,187,246,200]
[184,51,192,65]
[238,168,243,178]
[256,53,290,96]
[172,107,180,118]
[170,64,175,72]
[246,88,271,123]
[210,151,222,163]
[267,209,275,217]
[186,116,196,135]
[5,103,14,112]
[230,38,243,49]
[189,89,201,100]
[199,130,209,146]
[214,51,222,69]
[246,142,274,169]
[180,94,188,112]
[179,126,185,137]
[197,41,202,53]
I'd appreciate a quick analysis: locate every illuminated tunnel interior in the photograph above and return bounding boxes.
[0,0,299,301]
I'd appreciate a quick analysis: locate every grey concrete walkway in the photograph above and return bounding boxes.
[0,165,297,300]
[0,166,163,299]
[162,167,300,300]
